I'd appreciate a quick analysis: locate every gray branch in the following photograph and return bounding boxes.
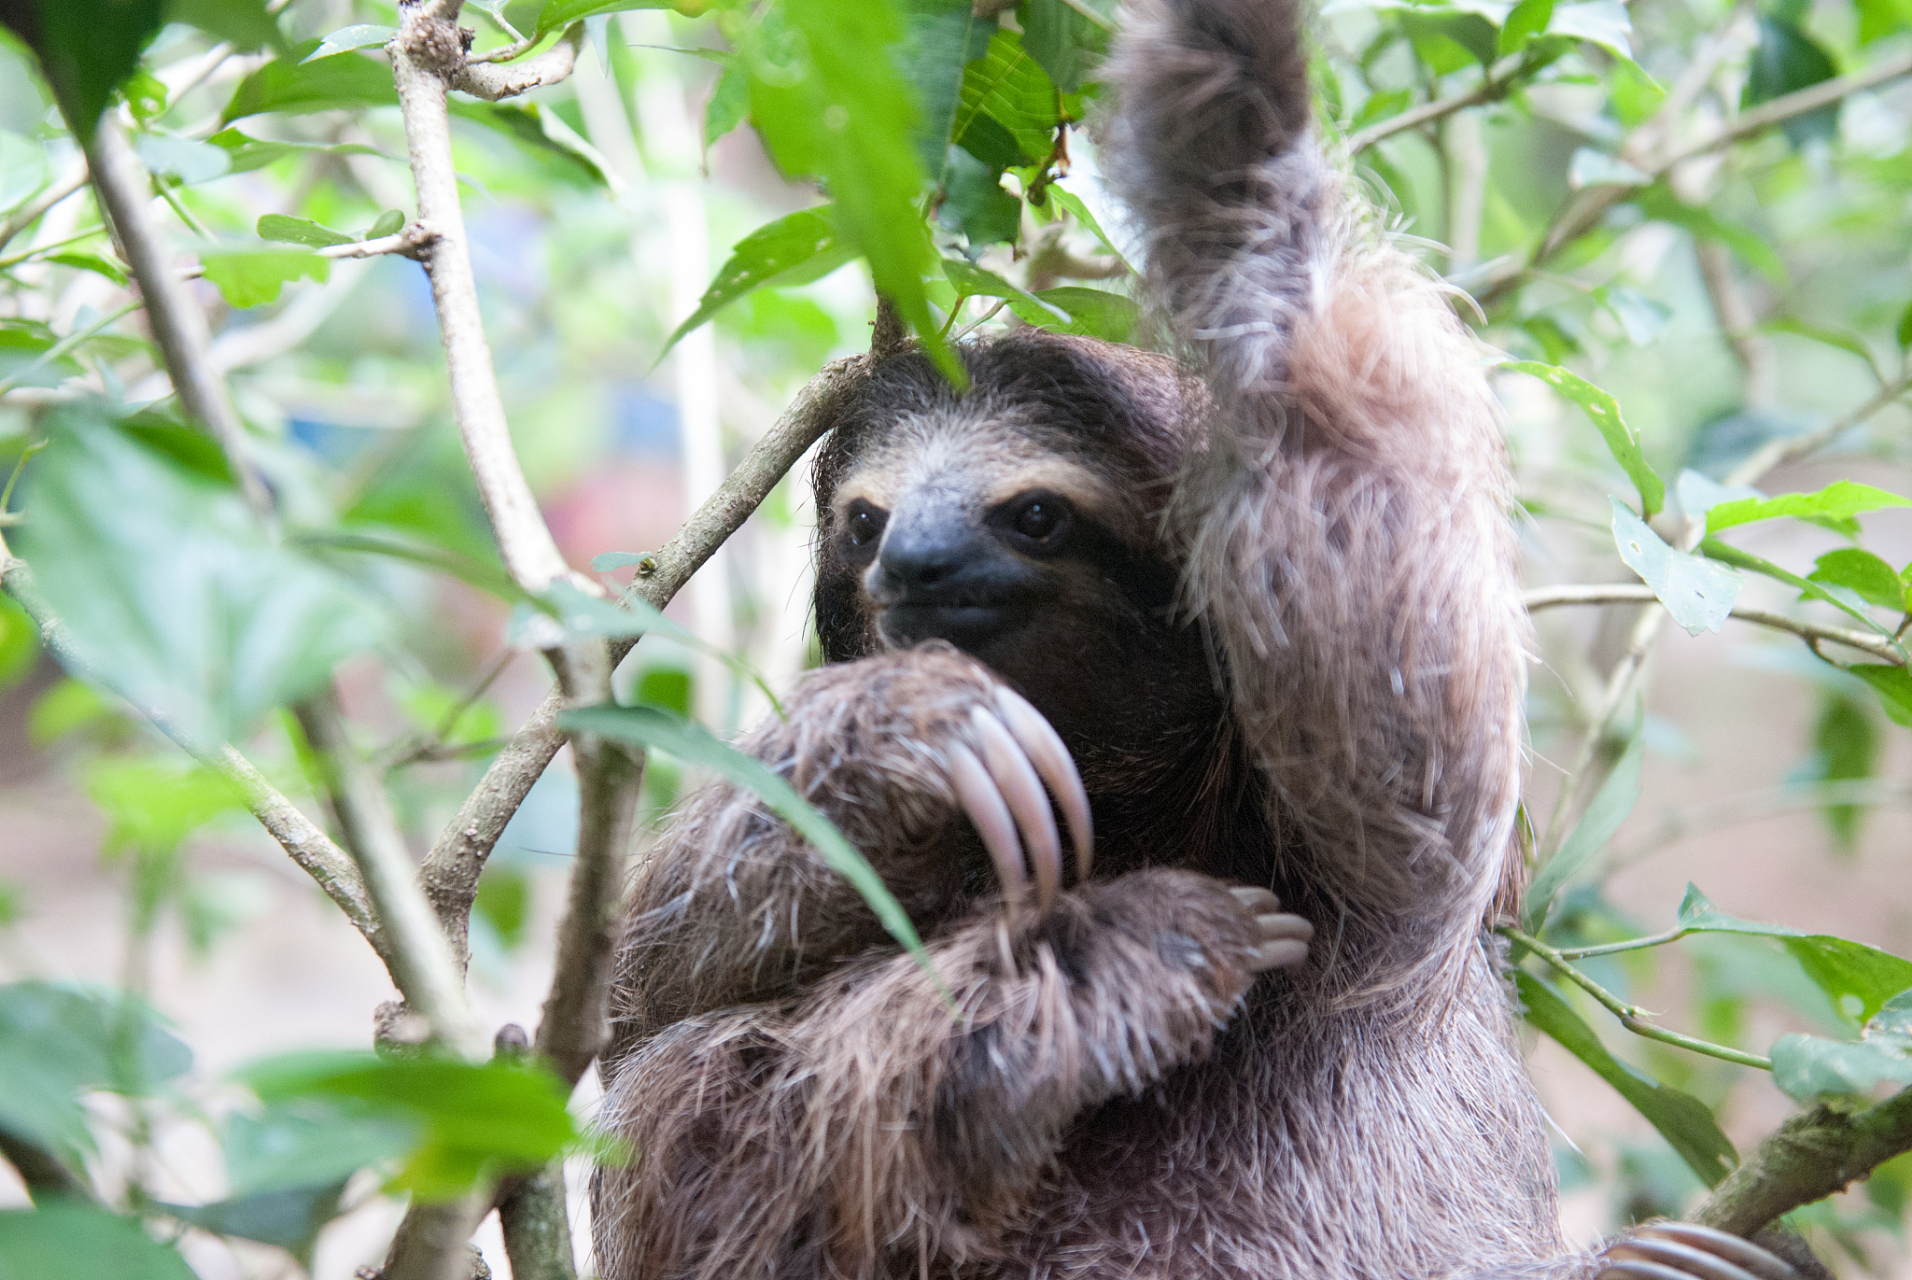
[1694,1088,1912,1236]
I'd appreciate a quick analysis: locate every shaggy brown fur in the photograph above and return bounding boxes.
[592,3,1786,1279]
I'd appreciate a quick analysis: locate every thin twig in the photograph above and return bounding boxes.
[1347,55,1527,155]
[418,355,869,964]
[454,25,583,100]
[1609,779,1912,869]
[293,693,485,1059]
[1523,584,1909,664]
[0,160,89,255]
[1503,927,1774,1070]
[81,118,273,520]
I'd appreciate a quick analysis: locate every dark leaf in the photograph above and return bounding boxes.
[901,0,997,170]
[1742,18,1840,148]
[936,145,1021,246]
[1513,970,1738,1186]
[953,29,1062,174]
[159,1185,346,1264]
[1019,0,1114,94]
[205,127,385,175]
[223,1101,414,1197]
[3,0,167,144]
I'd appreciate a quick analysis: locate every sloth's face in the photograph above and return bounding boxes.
[827,409,1181,735]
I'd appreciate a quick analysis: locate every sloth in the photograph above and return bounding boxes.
[591,2,1808,1279]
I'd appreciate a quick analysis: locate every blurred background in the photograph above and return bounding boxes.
[0,0,1909,1275]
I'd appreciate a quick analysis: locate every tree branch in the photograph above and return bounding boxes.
[81,118,272,520]
[0,159,89,255]
[293,695,485,1060]
[391,0,571,595]
[418,355,870,963]
[1694,1088,1912,1236]
[1523,584,1909,664]
[1346,64,1515,155]
[453,26,582,101]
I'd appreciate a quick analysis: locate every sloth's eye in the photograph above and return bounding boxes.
[1009,493,1071,545]
[845,503,887,549]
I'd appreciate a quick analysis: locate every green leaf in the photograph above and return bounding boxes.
[14,405,381,747]
[243,1052,578,1202]
[1807,690,1877,850]
[562,703,935,971]
[742,0,959,380]
[1019,0,1114,94]
[533,0,673,42]
[1770,1032,1912,1100]
[84,755,246,856]
[1706,481,1912,534]
[1897,301,1912,352]
[1,0,167,144]
[1513,970,1738,1186]
[658,206,853,362]
[1503,362,1663,517]
[158,1185,346,1265]
[205,127,385,175]
[943,258,1065,320]
[0,982,192,1167]
[953,29,1062,174]
[901,0,997,170]
[1610,499,1742,635]
[703,61,749,147]
[1595,284,1671,346]
[1857,0,1912,42]
[1633,187,1785,284]
[0,131,50,213]
[223,1102,414,1197]
[1810,548,1907,611]
[1402,9,1500,73]
[1743,18,1839,148]
[1850,664,1912,728]
[936,145,1021,246]
[301,23,394,61]
[450,101,609,188]
[1697,538,1889,635]
[221,44,398,123]
[1527,727,1643,930]
[296,529,523,604]
[132,134,233,185]
[1764,318,1884,385]
[1546,0,1633,58]
[1677,885,1912,1024]
[0,1203,195,1280]
[1040,186,1131,272]
[199,245,329,308]
[1008,286,1137,342]
[45,250,129,285]
[367,208,406,238]
[166,0,286,52]
[0,596,36,692]
[1498,0,1554,54]
[256,213,354,249]
[0,319,83,390]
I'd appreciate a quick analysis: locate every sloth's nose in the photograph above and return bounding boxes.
[875,520,973,594]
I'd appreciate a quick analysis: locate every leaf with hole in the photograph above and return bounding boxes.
[1504,362,1662,517]
[1611,499,1741,635]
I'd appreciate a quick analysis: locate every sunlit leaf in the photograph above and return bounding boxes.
[562,703,935,972]
[221,44,398,122]
[300,23,394,61]
[132,134,233,185]
[199,245,329,308]
[1810,548,1907,612]
[703,61,749,147]
[1547,0,1632,58]
[1610,500,1741,635]
[242,1052,578,1203]
[1850,664,1912,729]
[937,145,1021,246]
[1706,481,1912,535]
[1678,885,1912,1024]
[1527,726,1643,929]
[257,214,353,249]
[1568,148,1650,189]
[1042,186,1132,272]
[533,0,674,42]
[1513,970,1738,1186]
[1503,362,1663,517]
[1007,285,1137,341]
[452,101,608,188]
[953,29,1062,172]
[658,206,853,361]
[0,319,82,390]
[1498,0,1553,54]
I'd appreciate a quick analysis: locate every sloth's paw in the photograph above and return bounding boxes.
[1227,886,1314,972]
[942,684,1093,916]
[1599,1222,1801,1280]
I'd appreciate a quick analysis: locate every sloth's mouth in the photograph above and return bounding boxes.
[881,601,1032,651]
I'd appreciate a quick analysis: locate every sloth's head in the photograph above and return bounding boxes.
[812,329,1215,756]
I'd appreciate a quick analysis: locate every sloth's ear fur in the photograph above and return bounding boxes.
[809,329,1202,665]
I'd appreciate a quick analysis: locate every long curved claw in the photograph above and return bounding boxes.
[994,687,1093,883]
[1605,1236,1765,1280]
[1229,887,1313,971]
[970,708,1061,913]
[1601,1262,1699,1280]
[947,741,1028,915]
[1638,1225,1800,1280]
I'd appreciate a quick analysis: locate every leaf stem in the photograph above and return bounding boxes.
[1523,583,1911,665]
[1502,926,1773,1070]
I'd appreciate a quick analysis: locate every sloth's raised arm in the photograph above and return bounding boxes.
[1109,0,1531,979]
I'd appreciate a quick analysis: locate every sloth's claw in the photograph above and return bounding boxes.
[970,707,1063,913]
[995,687,1094,882]
[947,741,1029,913]
[1626,1225,1799,1280]
[1603,1237,1764,1280]
[1230,887,1313,972]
